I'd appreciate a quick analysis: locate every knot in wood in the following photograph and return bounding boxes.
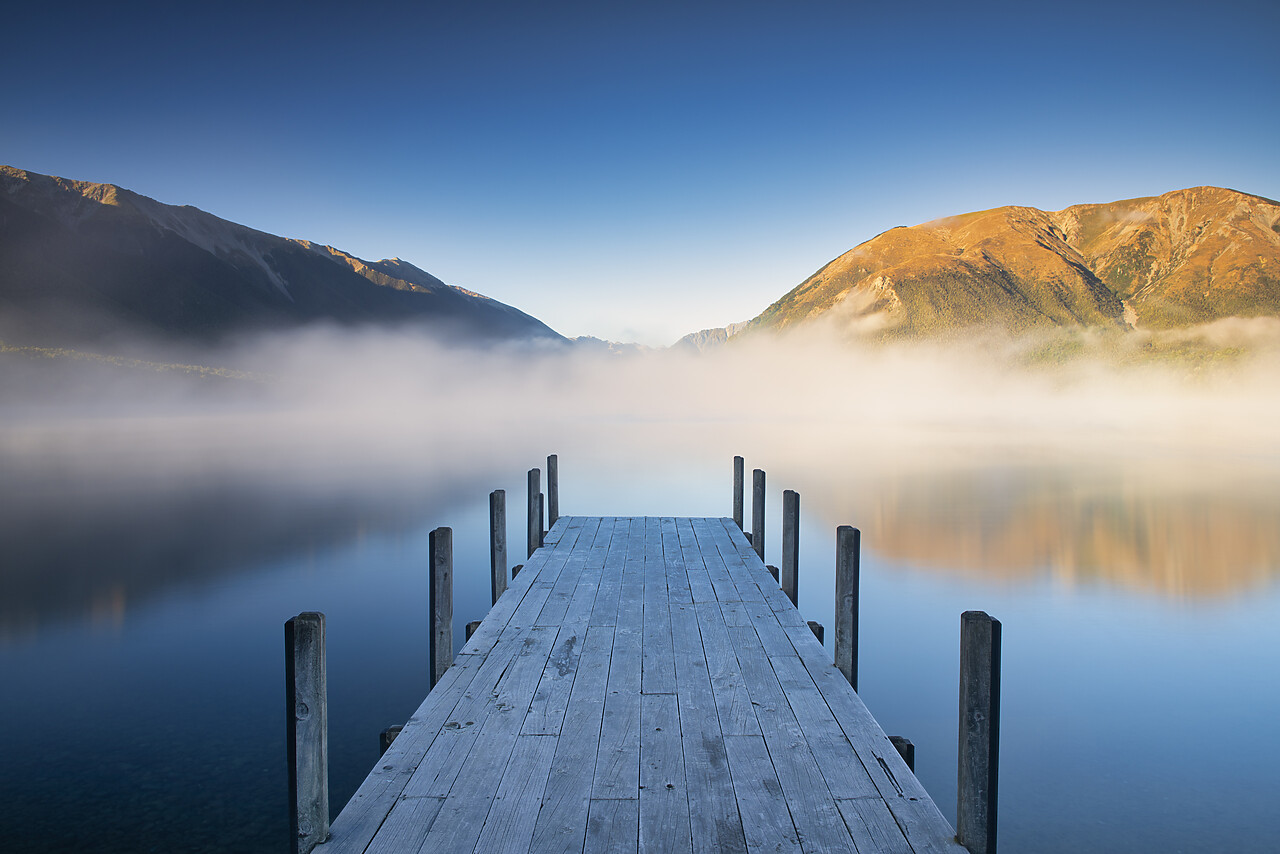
[295,700,311,721]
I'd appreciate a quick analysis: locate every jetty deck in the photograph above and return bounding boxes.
[315,516,966,853]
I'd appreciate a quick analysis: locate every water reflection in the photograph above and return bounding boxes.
[792,459,1280,597]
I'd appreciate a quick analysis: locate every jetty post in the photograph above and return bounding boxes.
[957,610,1002,854]
[732,456,745,529]
[285,611,328,854]
[835,525,860,690]
[547,454,559,528]
[751,468,766,560]
[490,489,507,605]
[527,468,541,558]
[429,527,453,689]
[781,489,800,606]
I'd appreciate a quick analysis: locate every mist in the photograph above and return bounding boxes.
[5,319,1280,630]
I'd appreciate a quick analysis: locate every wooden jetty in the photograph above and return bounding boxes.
[301,511,981,854]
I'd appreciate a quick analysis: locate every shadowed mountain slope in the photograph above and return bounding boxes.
[0,166,562,345]
[750,187,1280,337]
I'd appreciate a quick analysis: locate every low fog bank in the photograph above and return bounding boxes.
[4,320,1280,626]
[5,318,1280,482]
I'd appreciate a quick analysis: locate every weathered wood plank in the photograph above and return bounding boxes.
[471,734,557,854]
[836,798,914,854]
[586,798,639,854]
[692,601,759,737]
[723,735,801,854]
[639,692,691,852]
[529,625,616,853]
[590,518,628,627]
[415,626,560,851]
[521,629,585,736]
[670,600,746,852]
[641,519,676,695]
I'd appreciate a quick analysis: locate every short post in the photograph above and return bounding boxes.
[766,564,779,582]
[732,456,745,530]
[285,611,328,854]
[781,489,800,606]
[465,619,481,641]
[539,493,546,544]
[807,620,824,645]
[889,736,915,773]
[379,725,403,756]
[547,454,559,528]
[957,611,1001,854]
[512,563,524,578]
[490,489,507,605]
[429,527,453,689]
[527,468,541,559]
[751,469,766,561]
[834,525,860,691]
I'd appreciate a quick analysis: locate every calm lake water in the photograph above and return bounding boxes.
[3,343,1279,853]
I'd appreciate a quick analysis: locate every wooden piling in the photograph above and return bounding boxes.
[379,725,403,757]
[732,456,745,530]
[512,563,524,578]
[835,525,860,691]
[957,610,1001,854]
[490,489,507,606]
[285,611,328,854]
[465,620,481,641]
[767,564,779,582]
[527,468,540,559]
[547,454,559,527]
[807,620,824,645]
[539,493,546,544]
[429,527,453,690]
[782,489,800,606]
[751,469,766,560]
[890,736,915,773]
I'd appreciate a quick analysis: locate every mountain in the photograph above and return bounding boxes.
[749,187,1280,337]
[0,166,562,345]
[673,320,750,352]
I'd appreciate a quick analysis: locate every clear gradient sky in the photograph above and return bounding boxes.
[5,0,1278,345]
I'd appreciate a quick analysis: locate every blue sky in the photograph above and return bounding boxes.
[5,0,1278,344]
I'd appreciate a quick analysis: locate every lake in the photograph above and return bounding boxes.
[2,335,1278,852]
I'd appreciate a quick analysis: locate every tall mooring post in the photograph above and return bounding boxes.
[285,611,328,854]
[751,468,766,561]
[527,468,541,559]
[490,489,507,605]
[957,610,1001,854]
[429,527,454,689]
[732,456,745,530]
[781,489,800,606]
[834,525,860,691]
[547,454,559,528]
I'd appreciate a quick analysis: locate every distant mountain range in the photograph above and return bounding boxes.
[0,166,562,345]
[738,186,1280,341]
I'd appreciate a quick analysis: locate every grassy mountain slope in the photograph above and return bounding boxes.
[751,187,1280,337]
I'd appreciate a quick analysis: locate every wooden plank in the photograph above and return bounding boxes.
[723,735,801,854]
[471,734,558,853]
[726,618,855,853]
[676,518,715,603]
[642,519,676,695]
[661,517,693,605]
[769,654,880,799]
[360,796,446,854]
[537,517,600,626]
[689,517,743,604]
[670,600,746,852]
[521,629,586,735]
[529,625,616,852]
[692,601,758,736]
[639,692,691,852]
[586,798,639,854]
[836,798,914,854]
[590,518,628,627]
[792,650,967,854]
[415,625,560,852]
